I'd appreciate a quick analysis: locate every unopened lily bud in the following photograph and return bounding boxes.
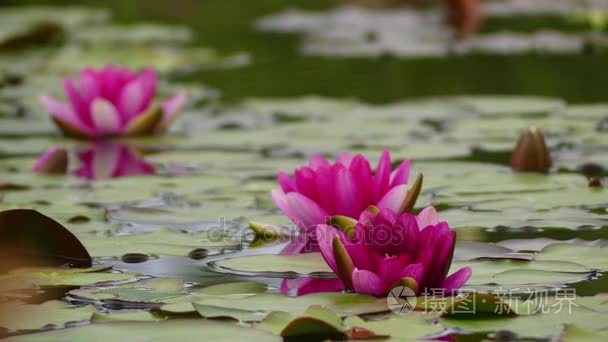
[510,127,552,173]
[32,146,68,175]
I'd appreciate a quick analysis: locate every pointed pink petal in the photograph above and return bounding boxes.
[352,269,386,296]
[314,168,335,214]
[315,224,339,272]
[286,192,330,233]
[78,68,101,105]
[40,95,93,136]
[390,159,411,187]
[139,67,157,109]
[333,168,362,218]
[349,155,374,209]
[398,263,425,288]
[278,171,296,193]
[373,150,391,202]
[308,155,330,170]
[336,152,354,167]
[378,255,411,287]
[295,167,319,203]
[271,189,298,224]
[158,90,187,131]
[416,206,439,230]
[441,267,472,293]
[376,184,407,213]
[90,98,122,136]
[63,77,92,126]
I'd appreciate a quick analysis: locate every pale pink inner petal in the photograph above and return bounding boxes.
[376,184,407,213]
[416,206,440,230]
[91,98,123,136]
[118,78,145,121]
[286,192,330,233]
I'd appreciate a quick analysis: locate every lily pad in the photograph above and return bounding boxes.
[209,253,333,277]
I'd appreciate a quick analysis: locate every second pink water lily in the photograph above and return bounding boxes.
[316,207,472,297]
[272,150,411,233]
[40,65,186,139]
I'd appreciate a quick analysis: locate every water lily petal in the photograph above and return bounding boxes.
[350,155,374,210]
[157,90,187,131]
[390,159,411,187]
[63,77,91,126]
[373,149,391,202]
[40,95,93,137]
[416,206,439,230]
[295,167,319,203]
[78,69,101,106]
[315,224,339,272]
[90,98,122,136]
[336,152,353,167]
[398,263,425,287]
[441,267,472,293]
[271,189,298,223]
[286,192,330,232]
[376,184,408,213]
[333,168,362,218]
[278,171,296,193]
[308,155,330,170]
[352,269,386,296]
[118,78,145,120]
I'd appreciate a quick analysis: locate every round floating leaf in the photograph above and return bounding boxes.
[0,301,95,331]
[6,320,281,341]
[210,253,333,277]
[535,244,608,271]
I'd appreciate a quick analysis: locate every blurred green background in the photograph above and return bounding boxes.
[3,0,607,104]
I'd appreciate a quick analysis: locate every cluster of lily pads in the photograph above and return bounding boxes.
[0,4,607,342]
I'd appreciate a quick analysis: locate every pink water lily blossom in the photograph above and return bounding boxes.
[273,150,411,233]
[316,206,472,297]
[40,65,186,139]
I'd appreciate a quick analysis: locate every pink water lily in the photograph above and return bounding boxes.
[316,206,472,297]
[273,150,412,233]
[40,65,186,139]
[33,143,155,180]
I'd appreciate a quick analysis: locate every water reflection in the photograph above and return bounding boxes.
[33,142,155,180]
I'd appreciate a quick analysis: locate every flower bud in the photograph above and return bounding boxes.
[510,127,552,173]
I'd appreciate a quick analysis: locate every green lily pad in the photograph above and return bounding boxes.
[80,229,242,258]
[0,301,95,331]
[535,244,608,270]
[210,253,333,277]
[6,320,281,341]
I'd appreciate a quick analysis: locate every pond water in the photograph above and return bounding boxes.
[0,1,607,341]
